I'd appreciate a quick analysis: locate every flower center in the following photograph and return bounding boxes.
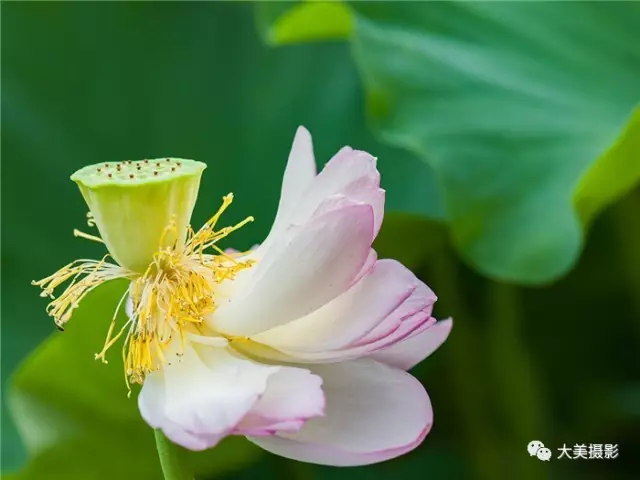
[33,193,255,392]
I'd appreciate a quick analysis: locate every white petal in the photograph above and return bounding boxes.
[249,359,432,466]
[246,262,439,365]
[265,126,317,243]
[253,312,437,365]
[125,295,133,318]
[253,259,419,352]
[212,204,374,336]
[138,345,278,451]
[370,318,453,370]
[137,373,165,430]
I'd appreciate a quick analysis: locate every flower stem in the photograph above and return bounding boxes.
[154,429,194,480]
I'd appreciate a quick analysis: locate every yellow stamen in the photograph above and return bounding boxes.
[73,229,105,244]
[95,288,130,364]
[33,193,254,391]
[228,335,251,343]
[32,254,133,329]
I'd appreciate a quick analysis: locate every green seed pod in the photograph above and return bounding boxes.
[71,158,206,272]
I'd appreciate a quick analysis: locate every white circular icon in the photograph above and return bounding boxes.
[527,440,544,456]
[536,447,552,461]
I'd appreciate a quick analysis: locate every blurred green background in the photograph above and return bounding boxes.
[2,2,639,479]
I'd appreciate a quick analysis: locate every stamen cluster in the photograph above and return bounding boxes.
[33,193,254,390]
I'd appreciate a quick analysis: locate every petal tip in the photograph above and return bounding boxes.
[294,125,312,140]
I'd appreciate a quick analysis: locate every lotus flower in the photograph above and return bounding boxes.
[33,127,451,466]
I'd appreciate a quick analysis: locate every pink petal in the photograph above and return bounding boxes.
[264,126,317,244]
[234,368,325,436]
[248,359,432,466]
[290,147,385,236]
[262,312,436,364]
[249,263,438,364]
[351,312,437,354]
[213,204,374,336]
[253,259,420,352]
[138,345,320,451]
[370,318,453,370]
[352,248,378,286]
[352,280,437,347]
